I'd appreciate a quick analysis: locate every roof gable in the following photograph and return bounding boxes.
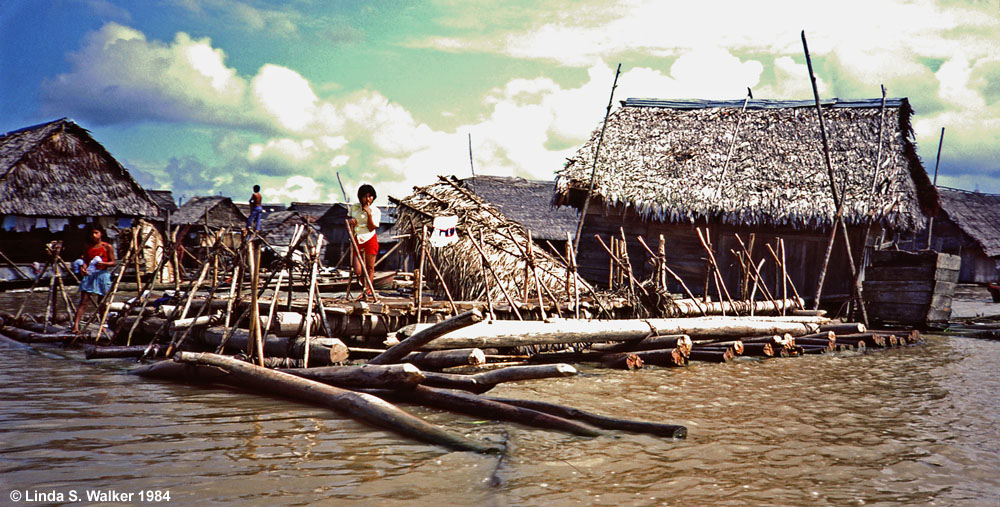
[938,186,1000,257]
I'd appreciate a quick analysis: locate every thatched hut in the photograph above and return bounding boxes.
[171,196,246,266]
[259,210,325,264]
[0,118,160,280]
[555,97,939,305]
[921,187,1000,283]
[460,175,579,255]
[393,175,590,303]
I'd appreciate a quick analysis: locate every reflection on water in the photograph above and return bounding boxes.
[1,335,999,505]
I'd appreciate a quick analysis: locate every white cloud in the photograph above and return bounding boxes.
[251,64,318,132]
[262,175,322,203]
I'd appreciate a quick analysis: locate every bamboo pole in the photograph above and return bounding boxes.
[714,88,753,199]
[477,229,496,321]
[765,242,803,310]
[422,240,458,316]
[696,227,736,314]
[574,63,621,255]
[733,233,781,312]
[302,235,321,368]
[926,127,946,248]
[415,225,427,320]
[636,235,706,315]
[802,30,868,326]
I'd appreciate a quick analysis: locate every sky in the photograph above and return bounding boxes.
[1,0,998,207]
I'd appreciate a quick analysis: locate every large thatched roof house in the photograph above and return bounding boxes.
[923,187,1000,283]
[556,97,939,305]
[0,118,161,273]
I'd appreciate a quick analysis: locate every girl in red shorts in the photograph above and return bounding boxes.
[347,184,380,300]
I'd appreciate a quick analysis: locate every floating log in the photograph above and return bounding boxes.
[85,344,167,359]
[368,384,601,437]
[0,326,72,343]
[588,334,692,355]
[280,363,425,390]
[741,342,773,357]
[819,322,866,334]
[600,348,686,368]
[369,309,483,365]
[799,344,832,354]
[483,396,686,438]
[398,317,820,350]
[687,349,734,363]
[599,352,644,370]
[402,348,486,370]
[198,327,348,366]
[172,352,501,453]
[794,337,836,348]
[172,314,216,329]
[693,340,744,355]
[130,358,231,382]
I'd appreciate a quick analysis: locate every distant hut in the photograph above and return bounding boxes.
[318,203,399,269]
[146,189,178,221]
[460,175,579,256]
[555,98,939,305]
[394,175,590,303]
[171,196,246,266]
[234,201,286,219]
[259,210,324,264]
[0,118,160,281]
[921,187,1000,283]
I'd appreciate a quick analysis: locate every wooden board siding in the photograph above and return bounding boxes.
[863,250,960,326]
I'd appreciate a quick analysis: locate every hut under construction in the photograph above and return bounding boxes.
[460,175,579,256]
[555,98,940,307]
[393,176,591,311]
[920,186,1000,283]
[0,118,161,282]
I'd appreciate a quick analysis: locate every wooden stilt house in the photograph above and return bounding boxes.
[555,98,940,306]
[171,196,246,268]
[0,118,161,283]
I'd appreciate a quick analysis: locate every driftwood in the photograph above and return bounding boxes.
[171,352,502,453]
[368,384,601,437]
[369,309,483,365]
[280,363,426,389]
[399,317,820,350]
[199,327,348,366]
[483,396,687,438]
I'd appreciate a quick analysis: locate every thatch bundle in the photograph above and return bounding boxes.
[556,98,938,231]
[394,176,591,302]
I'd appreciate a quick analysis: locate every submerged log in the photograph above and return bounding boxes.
[741,342,774,357]
[0,326,73,343]
[370,309,483,365]
[483,396,687,439]
[199,327,349,366]
[687,349,734,363]
[368,384,601,437]
[85,344,167,359]
[399,317,820,350]
[172,352,501,453]
[280,363,426,389]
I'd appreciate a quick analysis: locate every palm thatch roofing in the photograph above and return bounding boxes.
[0,118,160,217]
[460,176,579,241]
[260,210,325,258]
[147,189,178,214]
[288,202,336,220]
[172,196,246,228]
[556,98,939,231]
[393,175,590,302]
[937,186,1000,257]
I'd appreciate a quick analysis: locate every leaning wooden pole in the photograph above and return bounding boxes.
[802,30,868,326]
[925,127,945,248]
[573,63,622,255]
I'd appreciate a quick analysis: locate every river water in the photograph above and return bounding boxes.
[1,333,999,505]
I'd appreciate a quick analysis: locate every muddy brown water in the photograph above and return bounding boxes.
[1,293,999,505]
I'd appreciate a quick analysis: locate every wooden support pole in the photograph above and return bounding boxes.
[469,231,522,320]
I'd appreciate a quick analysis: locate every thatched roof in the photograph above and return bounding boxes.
[460,176,579,241]
[288,202,335,220]
[172,196,246,228]
[147,189,178,213]
[556,98,938,231]
[938,186,1000,257]
[260,210,325,258]
[393,175,590,302]
[235,202,286,216]
[0,118,160,217]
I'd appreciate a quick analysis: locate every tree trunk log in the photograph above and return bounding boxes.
[667,297,803,317]
[483,396,687,438]
[687,349,734,363]
[84,344,167,359]
[600,348,686,368]
[397,317,819,350]
[819,322,866,334]
[170,352,502,453]
[369,309,483,364]
[402,348,486,370]
[367,384,601,437]
[279,363,425,389]
[741,342,774,356]
[588,334,691,355]
[0,326,73,343]
[198,327,348,366]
